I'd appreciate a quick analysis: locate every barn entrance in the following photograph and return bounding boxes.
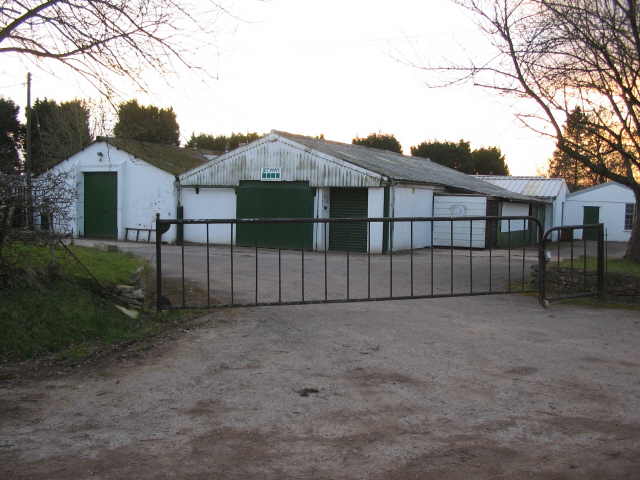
[83,172,117,238]
[329,188,368,252]
[236,181,314,249]
[583,206,600,240]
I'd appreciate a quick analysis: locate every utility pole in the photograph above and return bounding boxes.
[25,72,33,228]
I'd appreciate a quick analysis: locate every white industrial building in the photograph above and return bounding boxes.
[474,176,569,240]
[564,182,636,241]
[45,138,208,243]
[179,131,540,251]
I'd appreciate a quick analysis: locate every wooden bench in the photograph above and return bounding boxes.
[125,227,155,243]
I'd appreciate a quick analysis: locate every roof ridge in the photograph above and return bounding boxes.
[271,130,541,203]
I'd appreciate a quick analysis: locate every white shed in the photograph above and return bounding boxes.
[45,138,207,243]
[564,182,636,241]
[179,131,537,251]
[474,176,569,240]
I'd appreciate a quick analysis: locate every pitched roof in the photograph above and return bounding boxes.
[101,137,208,175]
[273,131,539,202]
[473,175,567,199]
[567,181,631,198]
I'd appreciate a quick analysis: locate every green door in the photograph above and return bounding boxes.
[236,181,314,249]
[329,188,368,252]
[84,172,117,238]
[583,206,600,240]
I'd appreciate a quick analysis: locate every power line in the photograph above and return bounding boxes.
[0,81,27,89]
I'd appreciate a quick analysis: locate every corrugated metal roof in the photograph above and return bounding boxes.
[274,131,539,202]
[473,175,566,199]
[566,181,631,198]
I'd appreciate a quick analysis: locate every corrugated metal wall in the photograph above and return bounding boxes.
[180,135,384,188]
[432,195,487,248]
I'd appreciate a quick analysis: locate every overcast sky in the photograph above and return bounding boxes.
[0,0,555,175]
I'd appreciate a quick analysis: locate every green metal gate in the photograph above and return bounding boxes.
[329,188,368,252]
[236,181,314,249]
[84,172,117,238]
[583,206,600,240]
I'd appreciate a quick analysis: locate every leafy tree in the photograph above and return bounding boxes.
[0,98,23,175]
[186,132,262,152]
[113,100,179,146]
[424,0,640,261]
[471,147,509,176]
[31,98,92,174]
[411,140,474,173]
[0,1,231,94]
[352,133,403,154]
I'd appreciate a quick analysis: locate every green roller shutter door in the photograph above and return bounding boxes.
[84,172,117,238]
[329,188,368,252]
[236,181,314,249]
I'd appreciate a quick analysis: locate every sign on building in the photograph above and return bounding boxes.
[261,167,281,181]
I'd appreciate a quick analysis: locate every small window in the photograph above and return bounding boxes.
[625,203,635,230]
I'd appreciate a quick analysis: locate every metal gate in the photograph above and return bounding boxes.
[539,223,605,304]
[154,215,605,310]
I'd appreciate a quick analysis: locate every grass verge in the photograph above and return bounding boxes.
[558,256,640,277]
[0,242,196,363]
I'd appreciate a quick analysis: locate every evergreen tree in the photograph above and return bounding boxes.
[0,98,23,175]
[471,147,509,175]
[411,140,474,173]
[547,108,620,190]
[352,133,403,154]
[186,132,261,151]
[31,98,92,174]
[113,100,179,146]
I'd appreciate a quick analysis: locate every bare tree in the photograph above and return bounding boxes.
[0,171,75,257]
[423,0,640,262]
[0,0,232,95]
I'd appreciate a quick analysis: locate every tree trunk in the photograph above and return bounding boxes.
[624,189,640,263]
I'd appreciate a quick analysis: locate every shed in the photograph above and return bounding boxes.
[179,131,539,251]
[474,176,569,241]
[564,182,636,241]
[45,138,208,242]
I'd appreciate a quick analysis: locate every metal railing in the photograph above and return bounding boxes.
[155,215,546,310]
[540,223,605,303]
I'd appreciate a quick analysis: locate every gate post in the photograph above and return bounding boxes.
[597,223,605,299]
[538,221,547,307]
[155,213,163,311]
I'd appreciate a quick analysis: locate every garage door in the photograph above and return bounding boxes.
[583,206,600,240]
[329,188,368,252]
[84,172,117,238]
[236,181,314,249]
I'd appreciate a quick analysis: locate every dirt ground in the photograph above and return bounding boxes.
[2,293,640,479]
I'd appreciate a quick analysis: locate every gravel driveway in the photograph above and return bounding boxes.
[1,240,638,479]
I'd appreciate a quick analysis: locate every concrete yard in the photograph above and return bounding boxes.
[1,240,638,479]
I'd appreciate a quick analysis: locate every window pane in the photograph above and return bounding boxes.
[625,203,635,230]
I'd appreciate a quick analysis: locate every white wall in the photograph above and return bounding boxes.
[549,183,569,241]
[564,183,635,241]
[313,188,330,250]
[390,186,434,251]
[433,195,487,248]
[368,187,385,253]
[181,187,236,244]
[500,202,529,232]
[48,142,178,242]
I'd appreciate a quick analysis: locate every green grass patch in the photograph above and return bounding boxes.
[558,256,640,277]
[0,242,163,362]
[4,242,144,285]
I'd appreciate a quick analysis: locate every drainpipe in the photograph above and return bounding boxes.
[175,175,183,245]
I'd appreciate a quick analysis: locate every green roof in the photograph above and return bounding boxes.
[103,137,208,175]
